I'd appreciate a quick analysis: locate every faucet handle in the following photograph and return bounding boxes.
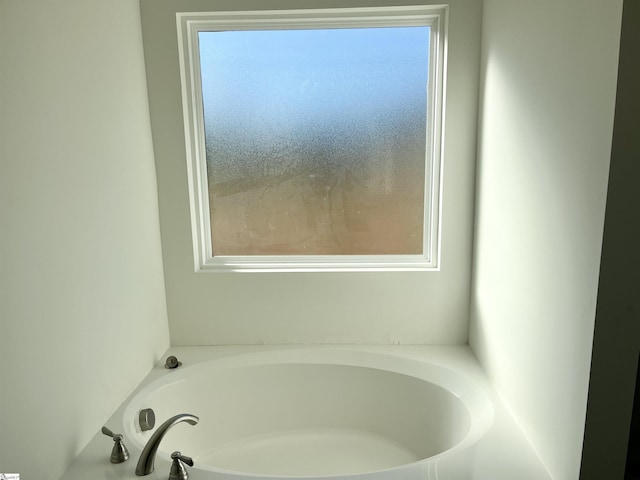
[101,426,130,463]
[171,451,194,466]
[101,426,118,438]
[169,451,194,480]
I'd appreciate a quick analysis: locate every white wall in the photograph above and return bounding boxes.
[469,1,623,479]
[0,1,170,479]
[140,0,482,345]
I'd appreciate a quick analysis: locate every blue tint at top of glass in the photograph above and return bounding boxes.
[198,27,430,123]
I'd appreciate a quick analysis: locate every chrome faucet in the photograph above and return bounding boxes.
[135,413,199,476]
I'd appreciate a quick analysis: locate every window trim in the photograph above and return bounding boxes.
[176,6,448,273]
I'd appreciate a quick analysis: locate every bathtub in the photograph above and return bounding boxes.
[61,346,552,480]
[122,348,493,480]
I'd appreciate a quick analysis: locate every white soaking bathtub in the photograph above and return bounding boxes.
[122,349,494,480]
[61,346,553,480]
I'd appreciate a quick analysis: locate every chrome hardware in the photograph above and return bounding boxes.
[169,451,194,480]
[101,426,130,463]
[165,356,182,369]
[139,408,156,431]
[135,413,199,476]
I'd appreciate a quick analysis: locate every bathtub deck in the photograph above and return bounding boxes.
[59,345,552,480]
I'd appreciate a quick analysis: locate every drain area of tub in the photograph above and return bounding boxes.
[198,427,421,476]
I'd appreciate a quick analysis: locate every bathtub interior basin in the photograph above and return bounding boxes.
[123,350,493,478]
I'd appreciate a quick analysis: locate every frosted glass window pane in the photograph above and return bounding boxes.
[199,27,430,256]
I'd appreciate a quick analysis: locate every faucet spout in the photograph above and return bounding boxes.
[135,413,199,476]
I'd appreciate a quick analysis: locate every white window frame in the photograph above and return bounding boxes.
[177,6,448,273]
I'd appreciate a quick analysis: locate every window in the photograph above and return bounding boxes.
[177,6,447,272]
